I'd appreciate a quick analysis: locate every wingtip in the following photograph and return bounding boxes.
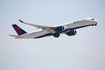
[19,19,24,23]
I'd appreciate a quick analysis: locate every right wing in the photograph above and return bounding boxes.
[19,19,55,33]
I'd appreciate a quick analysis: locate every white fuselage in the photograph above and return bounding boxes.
[16,18,97,39]
[63,18,97,30]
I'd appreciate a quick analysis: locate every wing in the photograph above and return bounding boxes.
[19,19,55,33]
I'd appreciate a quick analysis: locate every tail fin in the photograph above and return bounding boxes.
[12,24,27,35]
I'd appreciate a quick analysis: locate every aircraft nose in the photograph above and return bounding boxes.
[94,20,98,26]
[93,19,97,22]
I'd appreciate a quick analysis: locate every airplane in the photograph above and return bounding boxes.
[9,18,97,39]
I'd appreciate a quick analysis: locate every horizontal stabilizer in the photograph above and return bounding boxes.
[9,35,21,38]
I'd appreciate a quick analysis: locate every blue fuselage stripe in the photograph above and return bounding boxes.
[34,24,92,39]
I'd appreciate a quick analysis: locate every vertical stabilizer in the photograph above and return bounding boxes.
[12,24,27,35]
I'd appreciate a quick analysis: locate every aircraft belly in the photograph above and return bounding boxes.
[33,31,50,38]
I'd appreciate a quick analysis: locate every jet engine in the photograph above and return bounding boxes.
[54,26,64,33]
[53,33,60,38]
[65,29,77,36]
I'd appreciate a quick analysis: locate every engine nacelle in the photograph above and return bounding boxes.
[53,33,60,38]
[54,26,64,33]
[66,30,77,36]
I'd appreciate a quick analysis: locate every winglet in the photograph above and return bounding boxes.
[19,19,24,23]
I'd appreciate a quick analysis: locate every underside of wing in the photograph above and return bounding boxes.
[19,19,55,33]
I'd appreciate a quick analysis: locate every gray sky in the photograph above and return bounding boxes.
[0,0,105,70]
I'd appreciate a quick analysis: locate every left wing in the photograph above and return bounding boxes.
[19,19,55,33]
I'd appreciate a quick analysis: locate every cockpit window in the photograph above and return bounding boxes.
[91,18,94,20]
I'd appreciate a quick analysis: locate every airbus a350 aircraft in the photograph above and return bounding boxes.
[9,18,97,39]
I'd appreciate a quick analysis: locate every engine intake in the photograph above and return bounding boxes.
[54,26,64,33]
[66,29,77,36]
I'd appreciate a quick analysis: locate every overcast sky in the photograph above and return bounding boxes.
[0,0,105,70]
